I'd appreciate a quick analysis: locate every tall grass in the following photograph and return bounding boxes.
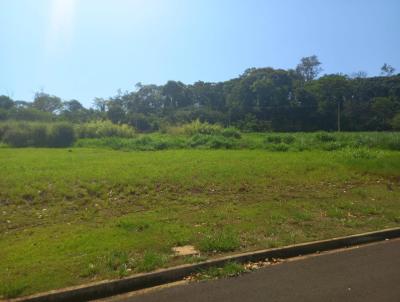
[1,120,399,152]
[75,131,400,151]
[76,120,135,139]
[0,121,75,147]
[0,121,136,148]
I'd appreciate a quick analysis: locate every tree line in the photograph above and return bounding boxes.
[1,56,399,132]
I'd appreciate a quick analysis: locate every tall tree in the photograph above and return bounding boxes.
[381,63,395,76]
[93,97,108,112]
[32,92,62,114]
[0,95,14,110]
[296,55,322,82]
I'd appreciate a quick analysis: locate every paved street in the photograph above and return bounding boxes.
[106,238,400,302]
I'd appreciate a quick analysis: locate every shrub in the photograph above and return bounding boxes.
[163,125,185,135]
[48,123,76,147]
[1,122,77,148]
[187,134,211,148]
[208,136,235,149]
[3,127,31,147]
[77,121,135,138]
[265,135,282,144]
[282,135,295,144]
[221,127,241,139]
[267,143,290,152]
[314,131,336,142]
[322,142,343,151]
[0,123,12,140]
[392,113,400,130]
[353,135,375,148]
[341,148,380,160]
[182,119,223,136]
[387,139,400,151]
[31,124,48,147]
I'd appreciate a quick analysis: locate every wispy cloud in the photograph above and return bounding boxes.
[45,0,77,54]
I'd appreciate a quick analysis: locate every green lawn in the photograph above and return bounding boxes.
[1,148,400,298]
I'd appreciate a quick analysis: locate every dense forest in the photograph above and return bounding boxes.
[1,56,399,132]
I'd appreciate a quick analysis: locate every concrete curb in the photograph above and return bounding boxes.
[11,227,400,302]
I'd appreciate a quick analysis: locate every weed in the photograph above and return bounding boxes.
[135,252,167,272]
[314,131,336,142]
[116,220,150,232]
[183,119,223,136]
[0,282,28,299]
[106,251,129,271]
[221,127,242,139]
[265,135,282,144]
[199,230,240,253]
[80,263,99,278]
[266,143,290,152]
[196,262,246,280]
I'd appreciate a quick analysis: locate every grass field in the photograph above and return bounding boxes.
[1,144,400,298]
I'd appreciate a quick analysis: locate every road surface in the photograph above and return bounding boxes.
[101,238,400,302]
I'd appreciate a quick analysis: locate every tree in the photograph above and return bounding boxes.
[296,55,322,82]
[381,63,395,76]
[93,98,108,112]
[162,81,192,109]
[33,92,62,114]
[392,113,400,130]
[371,97,398,130]
[63,100,84,112]
[306,74,350,131]
[350,71,368,79]
[0,95,14,110]
[61,100,88,122]
[107,102,126,124]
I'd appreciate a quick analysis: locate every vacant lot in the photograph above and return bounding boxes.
[1,147,400,298]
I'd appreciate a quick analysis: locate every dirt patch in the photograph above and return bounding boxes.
[172,245,199,256]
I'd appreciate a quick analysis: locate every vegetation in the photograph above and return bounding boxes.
[0,57,399,298]
[73,131,400,152]
[76,120,135,139]
[195,262,246,280]
[1,148,400,298]
[0,58,399,133]
[0,122,75,147]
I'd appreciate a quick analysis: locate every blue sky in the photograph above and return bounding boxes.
[0,0,399,107]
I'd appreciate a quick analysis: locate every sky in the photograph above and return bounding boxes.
[0,0,399,107]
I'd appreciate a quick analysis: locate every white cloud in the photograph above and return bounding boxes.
[46,0,77,54]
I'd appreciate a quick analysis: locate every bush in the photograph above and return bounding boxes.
[48,123,76,147]
[341,148,380,160]
[392,113,400,130]
[208,136,235,149]
[265,135,282,144]
[31,124,48,147]
[283,135,295,144]
[187,134,211,148]
[314,131,336,142]
[3,127,31,147]
[0,123,12,140]
[221,127,241,139]
[387,139,400,151]
[1,122,77,148]
[77,121,135,138]
[267,143,290,152]
[322,142,343,151]
[182,119,223,136]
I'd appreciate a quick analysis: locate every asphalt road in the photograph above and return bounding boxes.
[107,239,400,302]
